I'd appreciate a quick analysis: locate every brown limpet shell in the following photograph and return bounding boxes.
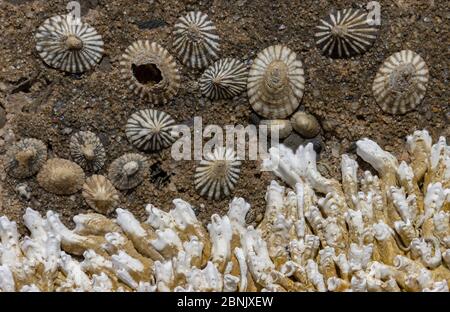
[37,158,85,195]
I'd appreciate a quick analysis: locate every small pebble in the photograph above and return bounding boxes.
[16,183,32,201]
[278,24,286,31]
[0,106,6,129]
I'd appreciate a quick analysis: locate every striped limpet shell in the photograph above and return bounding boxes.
[315,8,379,58]
[70,131,106,172]
[120,41,181,104]
[194,147,241,200]
[126,109,177,152]
[35,15,104,73]
[372,50,429,115]
[199,58,248,100]
[108,153,148,190]
[6,138,47,179]
[173,11,220,69]
[247,45,305,119]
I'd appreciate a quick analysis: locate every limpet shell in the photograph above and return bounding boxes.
[6,138,47,179]
[37,158,85,195]
[35,15,104,73]
[194,147,241,200]
[126,109,177,152]
[199,58,248,100]
[315,8,379,58]
[108,153,148,190]
[173,11,220,69]
[70,131,106,171]
[290,111,321,139]
[82,175,119,215]
[247,45,305,119]
[120,40,181,104]
[372,50,429,115]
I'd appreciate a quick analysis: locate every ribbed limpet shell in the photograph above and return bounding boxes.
[126,109,177,152]
[108,153,148,190]
[37,158,85,195]
[35,15,104,73]
[70,131,106,171]
[173,11,220,69]
[315,8,379,58]
[6,138,47,179]
[194,147,241,200]
[199,58,248,100]
[247,45,305,119]
[372,50,429,115]
[82,175,119,215]
[120,41,181,104]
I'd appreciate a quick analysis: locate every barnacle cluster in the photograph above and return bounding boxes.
[1,130,448,292]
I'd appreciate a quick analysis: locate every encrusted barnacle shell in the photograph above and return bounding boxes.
[5,138,47,179]
[372,50,429,115]
[247,45,305,119]
[194,147,241,200]
[199,58,247,99]
[260,119,293,139]
[108,153,148,190]
[172,11,220,69]
[120,40,180,104]
[290,111,321,138]
[37,158,85,195]
[35,15,104,73]
[70,131,106,171]
[126,109,177,152]
[82,175,119,214]
[315,8,379,58]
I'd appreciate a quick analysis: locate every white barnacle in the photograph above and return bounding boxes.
[120,41,180,104]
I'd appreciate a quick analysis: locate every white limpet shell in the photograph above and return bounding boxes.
[247,45,305,119]
[172,11,220,69]
[194,147,242,200]
[372,50,429,114]
[125,109,177,152]
[120,41,181,104]
[199,58,248,99]
[35,15,104,73]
